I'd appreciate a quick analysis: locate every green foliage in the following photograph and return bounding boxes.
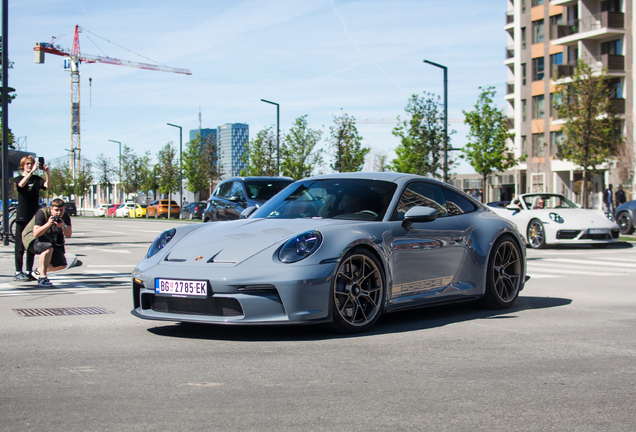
[281,115,323,180]
[120,145,151,195]
[242,127,278,176]
[373,151,389,172]
[74,161,94,204]
[183,133,222,195]
[390,92,454,178]
[554,60,621,207]
[95,153,115,188]
[156,142,180,198]
[462,86,519,191]
[0,37,17,110]
[49,161,74,198]
[329,112,369,172]
[0,119,16,150]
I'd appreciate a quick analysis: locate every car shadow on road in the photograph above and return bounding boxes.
[146,295,572,342]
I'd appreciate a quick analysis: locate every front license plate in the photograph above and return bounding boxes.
[588,229,609,234]
[155,278,208,298]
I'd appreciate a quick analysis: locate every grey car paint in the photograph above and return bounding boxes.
[132,172,526,329]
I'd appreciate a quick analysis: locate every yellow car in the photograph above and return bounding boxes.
[128,204,148,218]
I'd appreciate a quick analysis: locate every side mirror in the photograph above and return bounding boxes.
[506,204,521,211]
[228,195,243,203]
[240,206,258,219]
[401,206,438,230]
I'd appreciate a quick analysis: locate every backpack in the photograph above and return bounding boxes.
[22,207,51,250]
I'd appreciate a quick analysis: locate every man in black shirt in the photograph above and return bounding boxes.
[14,155,50,281]
[32,198,72,287]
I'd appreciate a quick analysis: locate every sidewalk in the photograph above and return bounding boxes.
[0,241,77,283]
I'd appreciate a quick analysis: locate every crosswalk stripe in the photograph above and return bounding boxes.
[527,273,564,279]
[527,266,615,277]
[528,262,634,273]
[545,258,635,268]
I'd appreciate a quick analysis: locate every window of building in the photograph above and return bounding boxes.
[532,19,544,44]
[601,0,621,12]
[550,130,564,155]
[521,27,526,49]
[601,39,621,55]
[533,95,545,119]
[522,0,526,13]
[533,57,544,80]
[532,0,544,6]
[550,53,563,65]
[550,93,562,117]
[550,14,562,26]
[522,99,527,122]
[532,133,546,157]
[522,63,527,85]
[608,78,622,98]
[522,136,528,156]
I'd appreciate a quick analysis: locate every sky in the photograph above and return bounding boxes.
[7,0,509,175]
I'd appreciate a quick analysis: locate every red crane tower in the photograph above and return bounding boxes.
[34,25,191,178]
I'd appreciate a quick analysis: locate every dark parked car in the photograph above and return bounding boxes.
[203,177,294,222]
[180,201,206,220]
[65,202,77,216]
[616,199,636,234]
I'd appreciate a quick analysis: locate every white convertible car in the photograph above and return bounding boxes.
[489,193,620,249]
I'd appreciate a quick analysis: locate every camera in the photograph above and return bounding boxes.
[53,215,61,223]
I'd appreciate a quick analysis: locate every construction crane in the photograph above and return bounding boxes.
[34,25,192,178]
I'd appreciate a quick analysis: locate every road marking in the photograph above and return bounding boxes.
[546,258,635,268]
[99,230,126,235]
[527,265,616,277]
[588,257,636,263]
[87,264,137,268]
[526,273,564,279]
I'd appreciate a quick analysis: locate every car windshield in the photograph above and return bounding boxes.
[523,194,577,210]
[244,180,294,201]
[252,179,397,221]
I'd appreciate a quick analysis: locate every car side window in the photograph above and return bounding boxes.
[231,182,245,200]
[392,182,448,220]
[442,187,476,215]
[217,182,233,199]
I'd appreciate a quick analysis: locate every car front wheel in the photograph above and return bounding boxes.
[328,249,385,334]
[477,236,522,309]
[617,211,634,235]
[527,219,546,249]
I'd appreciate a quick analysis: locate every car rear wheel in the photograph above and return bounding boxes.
[527,219,546,249]
[328,249,385,334]
[477,236,522,309]
[617,212,634,235]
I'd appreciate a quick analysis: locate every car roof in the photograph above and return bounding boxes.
[220,176,294,182]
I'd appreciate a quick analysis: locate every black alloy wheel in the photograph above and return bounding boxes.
[477,236,522,309]
[328,249,385,333]
[617,212,634,235]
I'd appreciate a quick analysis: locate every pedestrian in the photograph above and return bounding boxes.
[615,185,626,207]
[13,155,50,281]
[182,197,188,207]
[603,184,614,214]
[30,198,72,287]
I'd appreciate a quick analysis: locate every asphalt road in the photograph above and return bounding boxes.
[1,217,635,431]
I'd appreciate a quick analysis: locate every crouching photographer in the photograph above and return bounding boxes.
[30,198,73,287]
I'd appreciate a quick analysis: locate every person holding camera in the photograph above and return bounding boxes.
[14,155,50,281]
[31,198,72,287]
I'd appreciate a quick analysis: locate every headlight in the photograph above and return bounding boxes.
[604,212,615,222]
[147,228,177,258]
[549,213,564,224]
[278,231,322,263]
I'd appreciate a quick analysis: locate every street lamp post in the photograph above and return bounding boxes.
[424,59,449,184]
[260,99,280,176]
[108,140,122,203]
[166,123,183,207]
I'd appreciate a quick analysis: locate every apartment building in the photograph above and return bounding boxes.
[504,0,633,206]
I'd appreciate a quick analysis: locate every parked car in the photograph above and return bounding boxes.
[65,202,77,216]
[93,204,110,217]
[180,201,206,220]
[146,200,180,219]
[489,193,619,248]
[115,203,136,217]
[132,172,527,333]
[128,204,148,218]
[107,204,120,217]
[203,177,294,222]
[615,199,636,234]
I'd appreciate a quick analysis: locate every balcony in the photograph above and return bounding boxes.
[552,63,575,79]
[551,12,625,44]
[505,46,515,60]
[610,98,625,114]
[507,117,515,130]
[599,54,625,72]
[505,12,514,25]
[506,81,515,95]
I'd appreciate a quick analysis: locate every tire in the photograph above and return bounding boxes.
[617,211,634,235]
[476,236,522,309]
[527,219,546,249]
[327,249,385,334]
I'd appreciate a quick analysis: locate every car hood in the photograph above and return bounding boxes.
[531,208,617,226]
[165,218,355,264]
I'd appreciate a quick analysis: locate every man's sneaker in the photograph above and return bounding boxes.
[13,272,29,282]
[37,277,53,287]
[26,272,38,282]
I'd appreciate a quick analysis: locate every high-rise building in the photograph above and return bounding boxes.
[503,0,633,206]
[217,123,249,179]
[189,128,217,143]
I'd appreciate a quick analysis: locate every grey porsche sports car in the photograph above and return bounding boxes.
[132,172,527,333]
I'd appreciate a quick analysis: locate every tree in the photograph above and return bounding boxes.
[95,153,116,203]
[183,133,222,199]
[281,115,323,180]
[462,86,522,202]
[156,142,179,218]
[372,151,389,172]
[74,161,94,213]
[120,145,151,196]
[390,92,454,178]
[328,112,369,172]
[242,127,277,176]
[554,60,622,208]
[49,161,74,198]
